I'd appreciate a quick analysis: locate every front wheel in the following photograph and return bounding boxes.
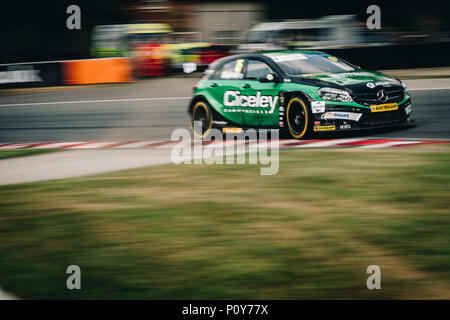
[285,96,312,139]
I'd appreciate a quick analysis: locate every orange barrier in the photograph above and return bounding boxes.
[63,58,133,85]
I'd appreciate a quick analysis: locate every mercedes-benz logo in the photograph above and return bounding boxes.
[377,89,388,102]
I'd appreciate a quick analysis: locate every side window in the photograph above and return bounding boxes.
[245,59,274,80]
[217,59,245,80]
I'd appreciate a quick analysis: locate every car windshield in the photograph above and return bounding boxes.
[266,53,356,76]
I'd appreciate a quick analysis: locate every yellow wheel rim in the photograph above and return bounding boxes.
[286,97,309,139]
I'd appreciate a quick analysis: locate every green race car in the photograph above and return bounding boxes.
[188,51,412,139]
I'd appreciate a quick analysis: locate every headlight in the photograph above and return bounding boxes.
[401,81,407,89]
[317,87,353,102]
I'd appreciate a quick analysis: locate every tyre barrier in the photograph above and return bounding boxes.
[63,58,133,85]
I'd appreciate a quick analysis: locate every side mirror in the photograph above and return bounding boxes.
[259,73,281,83]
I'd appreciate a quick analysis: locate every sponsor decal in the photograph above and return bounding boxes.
[340,124,351,129]
[370,103,398,113]
[234,59,245,73]
[0,68,42,84]
[311,101,326,113]
[332,72,376,79]
[314,121,321,125]
[321,111,362,121]
[224,91,278,114]
[272,53,307,62]
[0,62,65,88]
[366,81,392,89]
[328,56,338,62]
[279,104,284,127]
[405,104,412,115]
[314,125,336,132]
[213,120,227,125]
[222,127,243,134]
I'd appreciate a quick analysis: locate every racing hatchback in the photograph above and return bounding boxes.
[188,51,412,139]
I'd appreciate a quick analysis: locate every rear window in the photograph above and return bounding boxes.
[209,59,245,80]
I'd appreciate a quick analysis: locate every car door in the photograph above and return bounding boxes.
[239,58,282,127]
[207,58,246,126]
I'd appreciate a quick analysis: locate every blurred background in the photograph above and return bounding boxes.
[1,0,450,85]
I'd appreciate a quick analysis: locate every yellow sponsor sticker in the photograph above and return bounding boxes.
[370,103,398,113]
[234,59,245,73]
[222,127,243,134]
[314,125,336,132]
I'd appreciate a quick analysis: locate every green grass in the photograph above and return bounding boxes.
[0,149,57,160]
[0,146,449,299]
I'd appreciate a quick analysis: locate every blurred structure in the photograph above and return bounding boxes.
[237,15,371,53]
[189,2,265,45]
[3,0,450,85]
[91,23,173,57]
[135,1,264,45]
[158,32,229,71]
[91,1,256,77]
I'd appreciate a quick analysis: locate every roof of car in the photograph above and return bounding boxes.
[207,51,338,78]
[211,50,329,65]
[262,50,329,57]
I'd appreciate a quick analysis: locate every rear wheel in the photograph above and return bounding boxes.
[191,100,213,139]
[285,97,312,139]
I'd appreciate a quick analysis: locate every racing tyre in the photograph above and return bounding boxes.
[191,100,213,139]
[285,96,312,139]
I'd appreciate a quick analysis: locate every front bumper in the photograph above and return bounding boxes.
[312,98,413,132]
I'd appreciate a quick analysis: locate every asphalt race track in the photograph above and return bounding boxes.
[0,77,449,143]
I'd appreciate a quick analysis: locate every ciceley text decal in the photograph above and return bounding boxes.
[223,91,278,114]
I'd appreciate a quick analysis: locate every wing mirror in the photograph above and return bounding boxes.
[259,73,282,83]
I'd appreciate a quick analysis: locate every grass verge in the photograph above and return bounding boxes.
[0,149,57,160]
[0,146,449,299]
